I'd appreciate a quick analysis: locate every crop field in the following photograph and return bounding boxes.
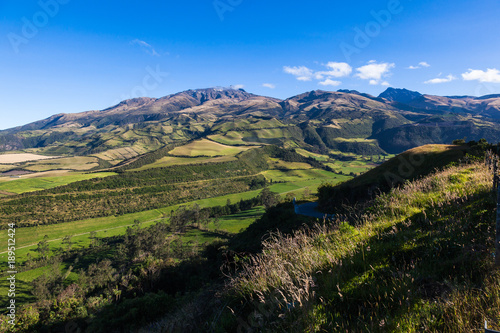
[327,160,378,175]
[92,145,148,164]
[0,153,61,164]
[267,157,312,170]
[209,126,296,146]
[295,148,330,161]
[168,139,258,157]
[263,169,351,195]
[130,155,237,171]
[22,156,101,171]
[208,132,249,146]
[0,171,116,194]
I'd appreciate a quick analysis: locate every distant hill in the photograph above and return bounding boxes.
[317,143,476,211]
[1,87,500,160]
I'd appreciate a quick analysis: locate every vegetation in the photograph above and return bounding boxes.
[0,148,270,227]
[0,172,115,194]
[317,142,492,212]
[211,161,499,332]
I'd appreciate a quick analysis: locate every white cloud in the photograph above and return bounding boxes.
[424,74,456,84]
[131,39,160,56]
[408,61,430,70]
[319,62,352,78]
[231,84,245,89]
[462,68,500,83]
[283,66,314,81]
[355,61,395,85]
[284,63,350,85]
[381,81,390,86]
[319,79,342,86]
[262,83,276,89]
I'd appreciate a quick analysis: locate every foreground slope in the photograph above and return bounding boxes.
[219,161,497,332]
[317,143,472,211]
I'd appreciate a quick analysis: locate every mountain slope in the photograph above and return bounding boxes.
[1,87,500,160]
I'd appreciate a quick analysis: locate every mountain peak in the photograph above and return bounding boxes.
[379,87,422,104]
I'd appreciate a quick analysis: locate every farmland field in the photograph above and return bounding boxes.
[168,139,259,156]
[23,156,101,171]
[0,153,61,164]
[130,155,237,171]
[0,171,116,194]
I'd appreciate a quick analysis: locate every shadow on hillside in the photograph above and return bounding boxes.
[314,187,495,331]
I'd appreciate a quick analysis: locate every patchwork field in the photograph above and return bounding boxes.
[0,153,60,164]
[168,139,259,157]
[267,157,312,170]
[22,156,101,171]
[0,171,116,194]
[130,155,237,171]
[295,148,330,161]
[92,145,148,164]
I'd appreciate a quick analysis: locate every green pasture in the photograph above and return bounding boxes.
[204,206,266,234]
[168,139,257,157]
[295,148,329,161]
[0,172,116,194]
[130,155,237,171]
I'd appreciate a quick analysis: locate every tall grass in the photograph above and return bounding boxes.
[223,162,498,332]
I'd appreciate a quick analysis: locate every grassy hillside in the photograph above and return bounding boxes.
[214,161,498,332]
[317,144,472,211]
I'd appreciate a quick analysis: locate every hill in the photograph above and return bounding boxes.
[204,160,498,332]
[317,143,478,211]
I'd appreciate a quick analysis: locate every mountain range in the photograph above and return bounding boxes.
[1,87,499,158]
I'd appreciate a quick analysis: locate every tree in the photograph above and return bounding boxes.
[302,186,311,200]
[260,187,280,210]
[89,231,98,247]
[285,192,296,202]
[62,235,73,252]
[35,235,50,261]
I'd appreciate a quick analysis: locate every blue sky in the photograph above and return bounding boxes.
[1,0,500,129]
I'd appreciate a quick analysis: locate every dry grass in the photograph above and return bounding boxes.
[222,162,497,332]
